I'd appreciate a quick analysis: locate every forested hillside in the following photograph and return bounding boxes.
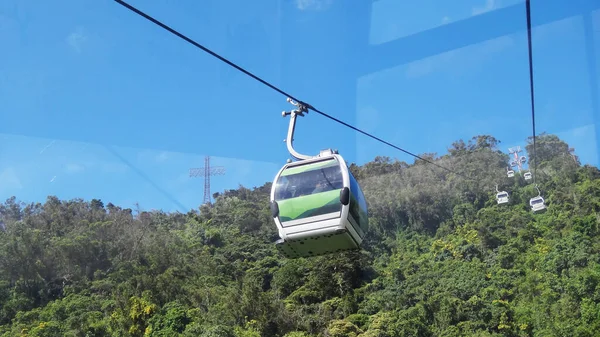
[1,133,600,337]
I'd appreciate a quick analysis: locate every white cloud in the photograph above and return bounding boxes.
[102,162,129,173]
[296,0,333,11]
[136,150,171,164]
[472,0,496,16]
[0,167,23,193]
[66,26,87,53]
[170,172,192,188]
[65,163,85,173]
[155,151,169,163]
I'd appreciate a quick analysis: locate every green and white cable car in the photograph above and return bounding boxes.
[270,98,369,259]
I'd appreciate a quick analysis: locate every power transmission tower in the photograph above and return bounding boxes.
[508,146,526,172]
[189,156,226,205]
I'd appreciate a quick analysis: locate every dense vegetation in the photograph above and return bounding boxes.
[1,133,600,337]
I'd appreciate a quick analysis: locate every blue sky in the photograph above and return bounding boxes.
[1,0,599,212]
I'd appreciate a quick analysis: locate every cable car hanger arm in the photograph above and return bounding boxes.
[283,98,316,161]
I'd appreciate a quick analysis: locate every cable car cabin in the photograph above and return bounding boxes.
[520,156,527,163]
[496,191,509,204]
[270,154,369,259]
[507,170,515,178]
[524,172,532,181]
[510,160,517,167]
[530,196,547,213]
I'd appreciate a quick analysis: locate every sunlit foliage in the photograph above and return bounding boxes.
[1,134,599,336]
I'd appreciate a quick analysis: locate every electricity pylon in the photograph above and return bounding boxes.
[508,146,527,172]
[189,156,225,205]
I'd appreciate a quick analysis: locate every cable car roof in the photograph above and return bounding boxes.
[280,157,339,176]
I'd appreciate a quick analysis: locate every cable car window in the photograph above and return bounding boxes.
[275,159,343,201]
[348,173,368,230]
[349,174,367,211]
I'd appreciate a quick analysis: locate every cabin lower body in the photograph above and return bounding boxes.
[531,204,547,213]
[274,210,364,259]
